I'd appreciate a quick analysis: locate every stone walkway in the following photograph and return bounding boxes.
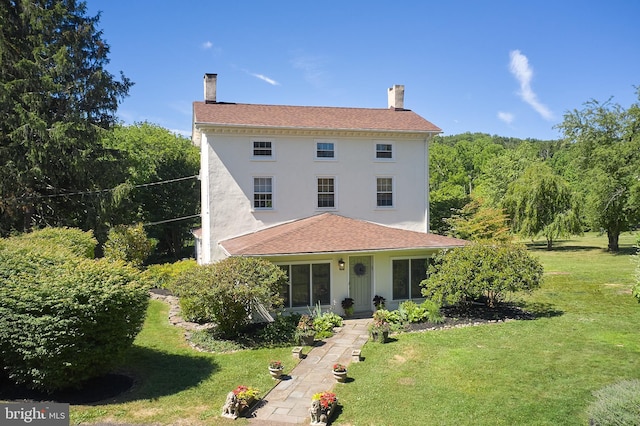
[249,317,371,425]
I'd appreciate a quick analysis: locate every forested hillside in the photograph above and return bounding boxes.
[430,91,640,251]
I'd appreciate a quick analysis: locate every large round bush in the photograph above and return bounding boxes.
[171,257,286,338]
[0,230,149,392]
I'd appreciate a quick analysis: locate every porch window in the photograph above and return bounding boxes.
[392,258,430,300]
[279,263,331,307]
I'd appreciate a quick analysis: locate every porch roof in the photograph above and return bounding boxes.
[219,213,467,256]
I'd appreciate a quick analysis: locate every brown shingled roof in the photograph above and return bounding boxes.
[220,213,466,256]
[193,102,441,133]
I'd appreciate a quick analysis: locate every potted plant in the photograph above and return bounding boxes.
[332,363,347,383]
[369,309,391,343]
[309,391,338,425]
[268,360,284,379]
[295,314,316,346]
[372,295,386,310]
[341,297,355,317]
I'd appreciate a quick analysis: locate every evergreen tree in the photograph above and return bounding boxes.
[0,0,132,234]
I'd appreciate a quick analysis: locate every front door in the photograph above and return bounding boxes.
[349,256,372,313]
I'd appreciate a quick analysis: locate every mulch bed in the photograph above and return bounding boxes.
[404,301,536,333]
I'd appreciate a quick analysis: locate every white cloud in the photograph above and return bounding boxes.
[509,50,553,120]
[497,111,514,124]
[202,41,213,49]
[249,72,280,86]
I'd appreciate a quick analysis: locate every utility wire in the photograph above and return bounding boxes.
[143,214,201,227]
[1,175,199,202]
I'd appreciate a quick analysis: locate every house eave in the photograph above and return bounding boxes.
[193,122,440,139]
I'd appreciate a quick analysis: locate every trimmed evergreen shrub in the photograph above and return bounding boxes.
[0,230,148,392]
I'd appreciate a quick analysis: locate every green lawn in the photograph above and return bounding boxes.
[71,301,298,425]
[337,232,640,425]
[71,232,639,425]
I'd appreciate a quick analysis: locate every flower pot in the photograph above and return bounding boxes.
[370,330,389,343]
[332,370,347,383]
[300,334,315,346]
[269,367,283,380]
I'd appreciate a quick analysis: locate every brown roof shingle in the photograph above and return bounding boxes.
[220,213,466,256]
[193,102,441,133]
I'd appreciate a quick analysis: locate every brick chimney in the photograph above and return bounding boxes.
[204,73,217,103]
[388,84,405,109]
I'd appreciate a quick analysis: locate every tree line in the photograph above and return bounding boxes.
[430,93,640,251]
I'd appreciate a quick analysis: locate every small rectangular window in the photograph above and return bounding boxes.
[376,177,393,207]
[376,143,393,159]
[316,142,335,158]
[253,141,272,156]
[318,178,335,208]
[254,177,273,209]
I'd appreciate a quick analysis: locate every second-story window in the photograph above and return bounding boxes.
[376,177,393,207]
[316,141,335,159]
[253,140,273,157]
[317,177,335,208]
[375,143,393,159]
[254,177,273,209]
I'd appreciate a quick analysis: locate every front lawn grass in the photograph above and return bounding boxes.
[71,300,298,425]
[336,232,640,425]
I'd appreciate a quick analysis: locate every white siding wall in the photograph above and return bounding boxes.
[201,131,430,263]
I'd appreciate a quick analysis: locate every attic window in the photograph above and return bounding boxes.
[375,143,393,159]
[253,140,273,157]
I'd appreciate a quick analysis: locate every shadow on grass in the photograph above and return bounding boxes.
[518,301,564,319]
[0,347,218,405]
[111,345,219,404]
[526,241,636,256]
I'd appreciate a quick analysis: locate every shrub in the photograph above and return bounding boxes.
[0,231,148,392]
[171,257,286,338]
[422,241,544,307]
[398,300,444,324]
[586,379,640,425]
[313,312,344,338]
[103,223,156,267]
[143,259,198,289]
[16,227,97,259]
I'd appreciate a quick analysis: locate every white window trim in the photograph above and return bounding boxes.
[390,256,431,301]
[375,175,395,209]
[314,139,337,161]
[373,140,395,161]
[251,138,276,161]
[316,175,338,210]
[252,175,275,211]
[277,261,333,308]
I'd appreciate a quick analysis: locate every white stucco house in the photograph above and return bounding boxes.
[192,73,466,313]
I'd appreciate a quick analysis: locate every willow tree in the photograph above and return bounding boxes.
[0,0,132,234]
[504,162,582,250]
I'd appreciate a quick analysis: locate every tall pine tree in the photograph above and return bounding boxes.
[0,0,132,234]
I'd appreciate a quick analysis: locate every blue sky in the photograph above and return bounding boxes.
[87,0,640,140]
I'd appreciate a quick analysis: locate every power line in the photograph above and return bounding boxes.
[1,175,199,202]
[143,214,200,227]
